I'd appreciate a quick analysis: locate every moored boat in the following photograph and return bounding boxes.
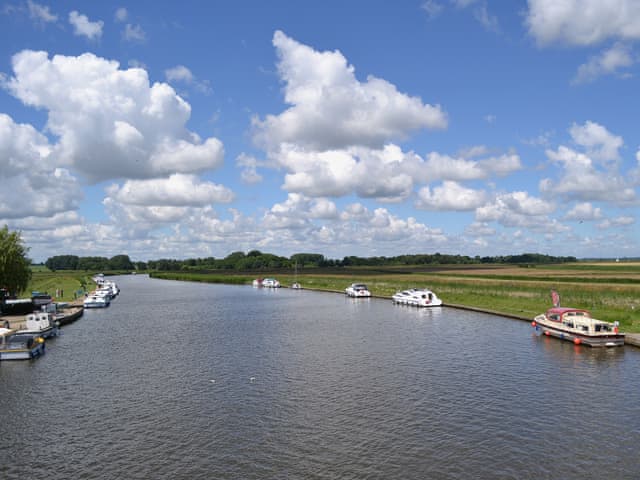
[392,288,442,307]
[0,329,46,360]
[17,311,59,338]
[83,294,109,308]
[262,278,281,288]
[532,307,624,347]
[253,278,281,288]
[345,283,371,297]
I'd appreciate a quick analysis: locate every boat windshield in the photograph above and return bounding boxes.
[594,324,612,332]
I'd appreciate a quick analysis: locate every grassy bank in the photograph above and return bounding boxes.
[20,269,96,302]
[152,262,640,333]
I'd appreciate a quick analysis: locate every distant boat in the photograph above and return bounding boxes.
[252,278,281,288]
[392,288,442,307]
[345,283,371,297]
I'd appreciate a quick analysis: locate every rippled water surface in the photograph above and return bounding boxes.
[1,275,639,479]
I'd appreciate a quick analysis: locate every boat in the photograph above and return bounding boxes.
[253,278,281,288]
[83,294,109,308]
[262,278,281,288]
[392,288,442,307]
[0,329,46,360]
[345,283,371,297]
[17,311,59,338]
[532,307,625,347]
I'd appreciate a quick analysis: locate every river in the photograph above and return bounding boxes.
[1,274,639,479]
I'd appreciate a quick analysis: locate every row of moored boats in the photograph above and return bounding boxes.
[0,275,120,360]
[83,276,120,308]
[257,280,625,348]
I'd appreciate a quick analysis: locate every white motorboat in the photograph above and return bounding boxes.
[345,283,371,297]
[253,278,281,288]
[392,288,443,307]
[83,294,109,308]
[17,311,59,338]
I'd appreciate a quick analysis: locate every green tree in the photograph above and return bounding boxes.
[0,225,32,295]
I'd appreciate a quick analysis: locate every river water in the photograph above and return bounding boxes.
[1,275,639,479]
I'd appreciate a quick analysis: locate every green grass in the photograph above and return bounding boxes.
[21,270,96,302]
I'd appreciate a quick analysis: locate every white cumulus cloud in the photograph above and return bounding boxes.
[253,30,447,152]
[69,10,103,40]
[4,50,225,183]
[416,181,487,211]
[526,0,640,46]
[0,113,82,218]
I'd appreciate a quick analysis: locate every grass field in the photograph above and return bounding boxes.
[21,268,95,302]
[152,262,640,333]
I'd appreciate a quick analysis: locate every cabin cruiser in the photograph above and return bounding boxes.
[532,307,624,347]
[345,283,371,297]
[253,278,281,288]
[392,288,443,307]
[83,294,109,308]
[17,311,59,338]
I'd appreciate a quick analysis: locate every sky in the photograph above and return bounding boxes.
[1,0,639,263]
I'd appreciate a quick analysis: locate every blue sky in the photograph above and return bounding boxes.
[1,0,639,263]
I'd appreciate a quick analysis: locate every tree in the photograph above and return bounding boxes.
[0,225,32,295]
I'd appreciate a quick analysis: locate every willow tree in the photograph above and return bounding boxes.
[0,225,32,296]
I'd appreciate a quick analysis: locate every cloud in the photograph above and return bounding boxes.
[106,173,234,207]
[526,0,640,46]
[236,153,263,184]
[541,145,636,204]
[597,216,635,229]
[0,113,83,218]
[114,7,128,22]
[421,1,444,19]
[165,65,211,94]
[573,43,635,84]
[563,202,603,221]
[27,0,57,24]
[4,50,224,183]
[419,151,521,182]
[69,11,103,40]
[538,121,636,205]
[165,65,194,83]
[253,30,447,152]
[123,23,146,42]
[569,121,623,163]
[476,191,562,232]
[416,181,487,211]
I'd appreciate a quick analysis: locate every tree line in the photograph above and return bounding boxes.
[44,250,577,272]
[104,251,577,272]
[44,254,137,272]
